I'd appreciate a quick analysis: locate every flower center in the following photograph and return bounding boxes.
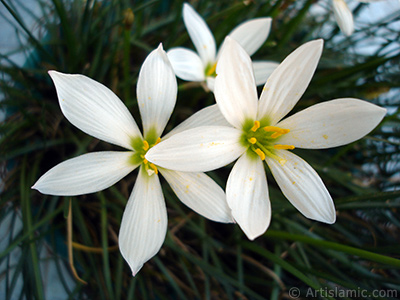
[130,131,161,176]
[243,120,295,165]
[205,62,217,77]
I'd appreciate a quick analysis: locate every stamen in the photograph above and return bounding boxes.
[248,137,257,144]
[206,63,217,77]
[251,121,260,132]
[143,140,150,151]
[155,137,161,145]
[255,148,266,160]
[143,158,148,164]
[270,132,282,139]
[274,144,295,150]
[264,126,290,135]
[149,163,158,174]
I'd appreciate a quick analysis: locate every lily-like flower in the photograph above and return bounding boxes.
[32,45,233,276]
[332,0,385,36]
[145,37,386,240]
[167,2,279,91]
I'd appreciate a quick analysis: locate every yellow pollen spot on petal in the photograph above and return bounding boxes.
[143,140,149,151]
[274,144,295,150]
[255,148,266,160]
[206,63,217,77]
[248,137,257,144]
[251,121,260,132]
[279,158,287,166]
[323,134,328,139]
[149,163,158,175]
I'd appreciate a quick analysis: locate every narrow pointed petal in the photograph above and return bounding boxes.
[277,98,386,149]
[145,126,245,172]
[228,18,272,56]
[265,151,336,223]
[48,71,141,150]
[257,39,323,125]
[332,0,354,36]
[167,48,205,82]
[119,167,167,276]
[214,37,258,129]
[183,3,216,65]
[227,153,271,240]
[252,61,280,86]
[164,104,231,139]
[160,169,234,223]
[137,44,177,138]
[32,151,137,196]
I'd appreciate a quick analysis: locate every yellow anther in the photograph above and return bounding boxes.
[206,63,217,77]
[270,132,283,139]
[251,121,261,132]
[143,158,148,164]
[143,140,150,151]
[155,137,161,145]
[255,148,266,160]
[149,163,158,175]
[273,144,295,150]
[248,137,257,144]
[263,126,290,134]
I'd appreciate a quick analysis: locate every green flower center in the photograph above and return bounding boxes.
[241,120,295,165]
[129,128,160,176]
[205,62,217,77]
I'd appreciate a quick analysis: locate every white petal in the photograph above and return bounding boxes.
[183,3,216,65]
[119,167,167,276]
[145,126,245,172]
[265,151,336,223]
[332,0,354,36]
[137,44,177,138]
[167,48,205,82]
[214,37,258,129]
[48,71,141,150]
[277,98,387,149]
[206,76,215,91]
[163,104,231,139]
[252,61,280,86]
[32,151,137,196]
[257,39,323,125]
[160,169,233,223]
[228,18,272,56]
[226,153,271,240]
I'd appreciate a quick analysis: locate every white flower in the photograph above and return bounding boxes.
[332,0,385,36]
[167,2,279,91]
[32,45,233,276]
[145,37,387,240]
